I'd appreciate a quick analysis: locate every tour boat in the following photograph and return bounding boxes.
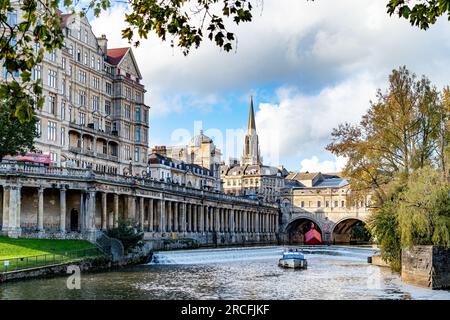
[278,249,308,269]
[304,224,322,245]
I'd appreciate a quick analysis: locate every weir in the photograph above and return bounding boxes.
[148,246,378,265]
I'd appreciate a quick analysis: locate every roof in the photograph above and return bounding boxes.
[222,164,285,177]
[286,172,320,181]
[149,152,212,176]
[189,130,212,147]
[107,47,129,65]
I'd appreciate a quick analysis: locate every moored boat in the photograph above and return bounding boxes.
[278,249,308,269]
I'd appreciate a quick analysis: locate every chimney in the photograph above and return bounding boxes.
[97,34,108,56]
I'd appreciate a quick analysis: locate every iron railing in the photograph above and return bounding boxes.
[0,247,105,273]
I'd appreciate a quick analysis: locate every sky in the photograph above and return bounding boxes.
[89,0,450,172]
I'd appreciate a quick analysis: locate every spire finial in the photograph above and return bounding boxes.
[248,96,256,131]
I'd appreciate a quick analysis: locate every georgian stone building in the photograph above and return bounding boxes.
[153,131,223,191]
[221,98,288,203]
[1,10,150,176]
[148,151,219,191]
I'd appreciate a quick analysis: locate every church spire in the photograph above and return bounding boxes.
[248,96,256,132]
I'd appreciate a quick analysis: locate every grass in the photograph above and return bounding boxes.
[0,237,101,272]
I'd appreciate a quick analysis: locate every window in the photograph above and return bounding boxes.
[50,152,57,163]
[84,52,87,65]
[326,201,329,208]
[69,45,73,56]
[50,50,56,62]
[97,59,100,71]
[134,147,140,162]
[34,42,40,54]
[35,119,41,137]
[136,106,141,122]
[68,84,72,102]
[124,145,131,160]
[92,76,100,89]
[341,200,345,208]
[47,69,57,88]
[60,127,65,146]
[124,124,130,140]
[61,58,66,70]
[334,201,338,207]
[105,101,111,115]
[68,106,73,122]
[60,102,65,120]
[301,201,304,208]
[317,201,321,207]
[77,49,81,62]
[124,104,131,118]
[48,121,57,141]
[136,127,140,142]
[91,56,95,69]
[48,95,56,115]
[143,128,147,143]
[78,70,86,83]
[105,82,112,95]
[92,95,99,111]
[7,11,17,25]
[84,30,88,43]
[79,112,86,125]
[61,79,65,95]
[78,90,86,107]
[32,65,41,80]
[125,86,131,99]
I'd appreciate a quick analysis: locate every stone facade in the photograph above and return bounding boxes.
[280,172,371,243]
[0,164,279,246]
[402,245,450,290]
[1,9,149,176]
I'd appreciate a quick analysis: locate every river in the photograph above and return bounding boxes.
[1,246,449,300]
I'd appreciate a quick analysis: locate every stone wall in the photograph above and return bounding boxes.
[401,245,450,290]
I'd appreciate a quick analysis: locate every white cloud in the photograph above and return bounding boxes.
[255,73,379,165]
[299,156,347,173]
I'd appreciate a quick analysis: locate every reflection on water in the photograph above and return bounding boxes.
[0,246,449,300]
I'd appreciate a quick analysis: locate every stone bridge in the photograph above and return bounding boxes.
[279,202,371,244]
[0,164,279,246]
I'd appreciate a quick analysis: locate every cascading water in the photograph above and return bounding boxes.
[148,246,379,265]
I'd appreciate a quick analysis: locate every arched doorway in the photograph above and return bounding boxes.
[70,208,79,232]
[332,218,370,244]
[285,218,323,244]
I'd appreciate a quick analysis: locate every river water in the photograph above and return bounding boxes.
[1,246,449,300]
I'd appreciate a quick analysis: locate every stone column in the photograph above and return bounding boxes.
[193,205,198,232]
[37,187,44,232]
[199,205,204,232]
[88,191,96,231]
[167,201,172,232]
[275,213,279,233]
[102,192,107,230]
[129,195,136,221]
[140,197,145,229]
[204,206,209,232]
[16,186,21,231]
[187,204,192,232]
[2,186,10,231]
[173,202,178,232]
[159,199,165,232]
[60,187,66,233]
[243,211,248,233]
[214,207,220,232]
[180,202,186,232]
[148,198,154,232]
[113,194,119,228]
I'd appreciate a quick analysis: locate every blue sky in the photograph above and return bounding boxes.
[89,0,450,172]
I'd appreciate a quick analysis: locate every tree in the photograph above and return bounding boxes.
[387,0,450,30]
[328,67,449,270]
[327,66,449,208]
[0,93,37,161]
[106,217,144,254]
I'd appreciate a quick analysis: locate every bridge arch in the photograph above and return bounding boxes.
[331,217,370,244]
[284,215,324,244]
